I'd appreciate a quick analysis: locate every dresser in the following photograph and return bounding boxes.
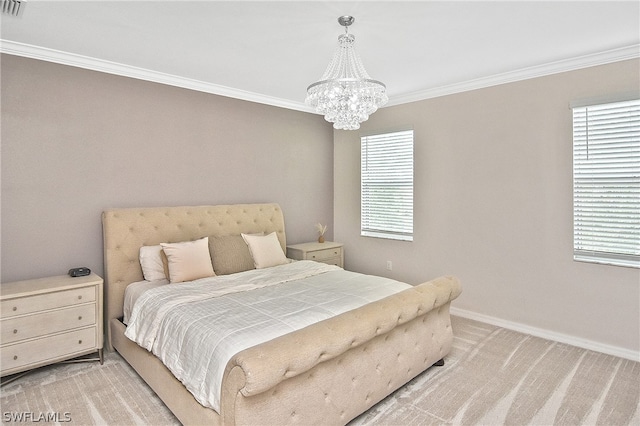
[1,273,103,377]
[287,241,344,268]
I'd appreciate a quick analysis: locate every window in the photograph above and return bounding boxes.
[572,98,640,268]
[361,129,414,241]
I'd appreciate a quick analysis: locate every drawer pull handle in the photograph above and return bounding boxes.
[78,316,82,320]
[12,307,17,312]
[78,340,83,344]
[78,296,82,300]
[13,355,17,361]
[13,329,17,334]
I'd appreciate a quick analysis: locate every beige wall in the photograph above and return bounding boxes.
[1,54,334,282]
[3,53,638,357]
[334,59,640,357]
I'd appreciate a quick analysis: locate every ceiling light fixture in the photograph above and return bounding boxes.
[306,16,388,130]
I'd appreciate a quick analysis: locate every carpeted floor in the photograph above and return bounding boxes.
[352,317,639,425]
[1,316,638,425]
[1,354,179,425]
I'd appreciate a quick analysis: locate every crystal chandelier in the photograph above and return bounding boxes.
[306,16,388,130]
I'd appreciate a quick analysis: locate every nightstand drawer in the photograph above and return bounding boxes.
[1,286,95,318]
[2,304,96,344]
[308,247,343,261]
[1,327,96,372]
[321,257,343,267]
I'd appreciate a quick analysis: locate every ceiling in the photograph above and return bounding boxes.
[1,1,639,112]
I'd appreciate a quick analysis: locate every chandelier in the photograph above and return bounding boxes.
[306,16,388,130]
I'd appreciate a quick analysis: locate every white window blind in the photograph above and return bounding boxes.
[572,98,640,268]
[361,129,413,241]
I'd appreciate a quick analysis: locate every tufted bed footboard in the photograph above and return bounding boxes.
[222,275,461,425]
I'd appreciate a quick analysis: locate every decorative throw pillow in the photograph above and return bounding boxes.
[241,232,288,269]
[139,245,167,281]
[160,237,215,283]
[209,234,262,275]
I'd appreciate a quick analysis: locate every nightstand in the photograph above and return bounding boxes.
[1,273,104,378]
[287,241,344,268]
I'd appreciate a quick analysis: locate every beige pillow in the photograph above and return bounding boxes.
[160,237,215,283]
[241,232,288,269]
[209,234,262,275]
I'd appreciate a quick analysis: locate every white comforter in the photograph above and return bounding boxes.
[125,260,411,412]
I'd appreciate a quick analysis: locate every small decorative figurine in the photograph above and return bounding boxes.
[315,223,327,243]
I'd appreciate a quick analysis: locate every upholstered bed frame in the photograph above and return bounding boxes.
[102,203,461,425]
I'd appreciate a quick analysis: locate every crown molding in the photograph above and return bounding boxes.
[1,39,638,112]
[386,44,640,107]
[0,39,314,113]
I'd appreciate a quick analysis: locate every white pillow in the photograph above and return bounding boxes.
[241,232,288,269]
[139,245,167,281]
[160,237,215,283]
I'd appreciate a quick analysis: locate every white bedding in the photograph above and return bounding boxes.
[123,279,168,324]
[125,260,411,412]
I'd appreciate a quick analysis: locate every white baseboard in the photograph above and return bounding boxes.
[450,307,639,362]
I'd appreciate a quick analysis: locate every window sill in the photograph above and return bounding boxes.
[361,231,413,242]
[573,253,639,269]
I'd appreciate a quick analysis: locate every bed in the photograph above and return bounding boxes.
[102,203,461,425]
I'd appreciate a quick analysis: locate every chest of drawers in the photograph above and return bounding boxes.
[1,273,103,377]
[286,241,344,268]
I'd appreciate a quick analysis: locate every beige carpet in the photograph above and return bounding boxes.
[1,354,179,425]
[352,317,639,425]
[1,316,638,425]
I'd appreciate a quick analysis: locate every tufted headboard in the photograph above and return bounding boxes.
[102,203,286,347]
